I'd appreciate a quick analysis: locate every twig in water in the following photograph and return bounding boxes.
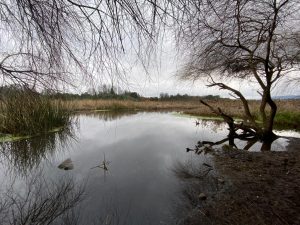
[90,153,111,171]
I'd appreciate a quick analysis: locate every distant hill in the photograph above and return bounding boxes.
[273,95,300,100]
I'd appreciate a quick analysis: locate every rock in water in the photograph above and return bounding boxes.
[58,158,74,170]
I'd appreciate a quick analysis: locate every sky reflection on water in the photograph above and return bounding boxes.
[0,112,299,224]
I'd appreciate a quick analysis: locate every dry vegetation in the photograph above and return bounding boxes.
[63,99,300,129]
[5,96,298,136]
[64,99,300,114]
[63,99,198,112]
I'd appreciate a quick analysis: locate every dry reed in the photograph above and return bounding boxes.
[64,99,300,116]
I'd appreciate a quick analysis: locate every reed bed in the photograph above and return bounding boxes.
[0,92,71,135]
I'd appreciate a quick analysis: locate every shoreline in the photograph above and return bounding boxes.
[180,137,300,225]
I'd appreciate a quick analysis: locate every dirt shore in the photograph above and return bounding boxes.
[181,138,300,225]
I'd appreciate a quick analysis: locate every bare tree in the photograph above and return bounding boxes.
[0,0,170,89]
[176,0,300,147]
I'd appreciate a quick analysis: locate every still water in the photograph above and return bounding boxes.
[0,111,298,225]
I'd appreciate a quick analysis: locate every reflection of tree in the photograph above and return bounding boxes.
[172,160,220,225]
[199,101,279,151]
[191,118,278,151]
[0,126,76,176]
[91,203,131,225]
[196,119,226,133]
[0,171,84,225]
[188,136,275,152]
[82,111,138,121]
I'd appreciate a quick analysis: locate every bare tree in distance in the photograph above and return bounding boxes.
[0,0,171,90]
[176,0,300,149]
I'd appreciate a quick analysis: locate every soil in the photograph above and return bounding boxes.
[181,137,300,225]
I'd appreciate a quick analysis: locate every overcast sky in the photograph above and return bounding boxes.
[1,1,299,99]
[77,36,300,99]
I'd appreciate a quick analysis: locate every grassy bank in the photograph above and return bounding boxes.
[0,92,71,136]
[64,98,300,129]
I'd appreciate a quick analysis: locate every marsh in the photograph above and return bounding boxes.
[0,112,298,225]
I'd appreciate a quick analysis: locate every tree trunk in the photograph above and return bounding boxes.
[200,97,278,151]
[259,85,278,143]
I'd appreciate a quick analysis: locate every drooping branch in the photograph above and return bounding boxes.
[0,0,173,89]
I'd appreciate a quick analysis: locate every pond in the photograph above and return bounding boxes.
[0,111,299,225]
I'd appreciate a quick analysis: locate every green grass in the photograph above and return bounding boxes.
[274,111,300,130]
[0,91,71,135]
[182,110,300,131]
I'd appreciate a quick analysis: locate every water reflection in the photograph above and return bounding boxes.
[190,118,295,151]
[172,159,222,225]
[82,110,139,121]
[195,119,226,133]
[0,169,84,225]
[0,126,76,176]
[0,111,299,225]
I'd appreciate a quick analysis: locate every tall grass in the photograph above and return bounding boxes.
[274,111,300,130]
[0,91,71,135]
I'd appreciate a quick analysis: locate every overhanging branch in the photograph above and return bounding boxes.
[206,77,258,128]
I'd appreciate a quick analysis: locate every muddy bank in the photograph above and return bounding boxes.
[181,138,300,225]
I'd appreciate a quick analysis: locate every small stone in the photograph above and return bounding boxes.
[198,193,207,200]
[218,178,225,184]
